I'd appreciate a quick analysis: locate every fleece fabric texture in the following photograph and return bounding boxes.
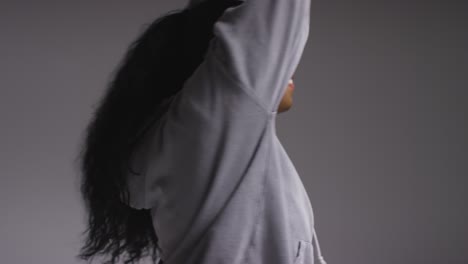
[124,0,327,263]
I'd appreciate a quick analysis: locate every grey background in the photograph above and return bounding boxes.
[1,1,466,263]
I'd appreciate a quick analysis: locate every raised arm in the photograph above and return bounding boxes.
[190,0,310,113]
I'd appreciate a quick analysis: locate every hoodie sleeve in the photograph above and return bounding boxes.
[200,0,311,113]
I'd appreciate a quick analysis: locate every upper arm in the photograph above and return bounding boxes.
[202,0,311,113]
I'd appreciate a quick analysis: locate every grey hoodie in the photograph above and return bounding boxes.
[125,0,327,263]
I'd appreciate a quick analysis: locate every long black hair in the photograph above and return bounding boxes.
[75,1,241,263]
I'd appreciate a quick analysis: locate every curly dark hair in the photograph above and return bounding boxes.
[75,1,242,263]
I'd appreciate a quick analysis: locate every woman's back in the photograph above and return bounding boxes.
[124,0,327,263]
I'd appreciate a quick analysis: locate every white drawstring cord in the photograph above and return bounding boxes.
[312,227,327,264]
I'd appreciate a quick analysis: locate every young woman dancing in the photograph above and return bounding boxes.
[77,0,327,263]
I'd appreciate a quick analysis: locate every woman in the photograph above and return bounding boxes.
[77,0,327,263]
